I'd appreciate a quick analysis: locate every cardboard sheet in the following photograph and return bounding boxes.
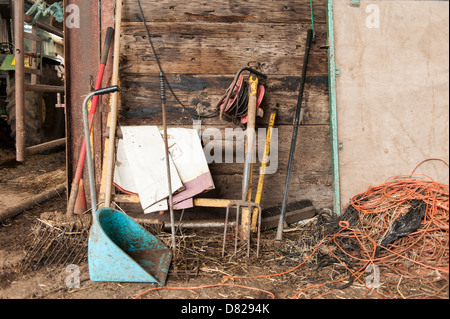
[114,126,214,214]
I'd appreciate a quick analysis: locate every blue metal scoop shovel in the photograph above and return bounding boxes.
[82,86,172,285]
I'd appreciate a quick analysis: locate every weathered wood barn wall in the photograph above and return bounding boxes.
[114,0,333,212]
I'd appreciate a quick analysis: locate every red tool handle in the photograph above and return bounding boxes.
[73,27,114,184]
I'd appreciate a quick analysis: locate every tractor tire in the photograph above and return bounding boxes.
[6,81,65,147]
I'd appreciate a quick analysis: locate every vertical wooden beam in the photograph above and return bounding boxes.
[14,0,25,162]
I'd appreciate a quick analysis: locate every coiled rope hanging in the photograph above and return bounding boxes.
[217,68,266,128]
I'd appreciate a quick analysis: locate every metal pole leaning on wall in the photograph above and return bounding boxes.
[160,72,177,257]
[275,29,313,242]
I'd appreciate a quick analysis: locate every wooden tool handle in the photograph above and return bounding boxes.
[104,0,123,208]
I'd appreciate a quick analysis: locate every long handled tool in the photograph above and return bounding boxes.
[251,112,277,232]
[160,71,177,257]
[240,74,260,241]
[83,87,121,210]
[67,27,114,216]
[275,29,313,242]
[104,0,122,208]
[217,68,267,256]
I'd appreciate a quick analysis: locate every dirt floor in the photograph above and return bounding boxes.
[0,142,448,303]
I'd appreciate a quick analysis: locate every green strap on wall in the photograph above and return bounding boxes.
[310,0,316,42]
[326,0,342,215]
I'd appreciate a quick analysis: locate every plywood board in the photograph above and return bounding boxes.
[334,0,449,207]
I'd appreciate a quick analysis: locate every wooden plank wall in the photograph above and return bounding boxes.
[117,0,332,211]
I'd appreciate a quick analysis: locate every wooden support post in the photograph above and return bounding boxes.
[14,0,25,162]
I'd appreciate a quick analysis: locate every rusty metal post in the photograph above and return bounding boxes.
[14,0,25,162]
[64,0,101,205]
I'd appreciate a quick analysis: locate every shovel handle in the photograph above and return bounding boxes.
[82,86,120,212]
